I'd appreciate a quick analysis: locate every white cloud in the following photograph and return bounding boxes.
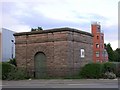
[1,0,119,50]
[2,13,31,32]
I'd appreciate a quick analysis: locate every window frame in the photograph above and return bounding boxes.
[96,43,99,48]
[80,48,85,58]
[96,51,100,57]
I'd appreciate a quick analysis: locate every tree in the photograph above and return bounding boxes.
[114,48,120,62]
[31,28,36,31]
[105,43,116,62]
[31,27,43,31]
[38,27,43,30]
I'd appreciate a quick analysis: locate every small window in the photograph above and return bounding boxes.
[96,60,100,62]
[81,49,85,58]
[101,36,103,40]
[97,25,100,32]
[96,51,100,57]
[96,44,99,48]
[102,49,108,57]
[97,36,99,39]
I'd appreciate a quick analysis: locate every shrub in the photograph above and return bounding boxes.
[102,62,119,78]
[79,62,118,79]
[2,62,16,80]
[79,63,102,79]
[7,68,28,80]
[102,62,116,73]
[116,64,120,77]
[104,72,116,79]
[7,58,17,66]
[2,62,28,80]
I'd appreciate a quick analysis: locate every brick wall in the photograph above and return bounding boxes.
[14,28,93,77]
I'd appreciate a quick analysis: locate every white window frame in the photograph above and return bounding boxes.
[96,51,100,57]
[80,49,85,58]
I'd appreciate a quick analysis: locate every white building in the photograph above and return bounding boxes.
[0,28,15,62]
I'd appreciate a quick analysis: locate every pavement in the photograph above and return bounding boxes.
[1,79,119,89]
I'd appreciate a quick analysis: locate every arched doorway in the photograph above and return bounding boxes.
[34,52,46,78]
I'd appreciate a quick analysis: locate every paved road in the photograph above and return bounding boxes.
[1,79,119,88]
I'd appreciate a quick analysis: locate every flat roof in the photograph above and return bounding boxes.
[14,27,93,37]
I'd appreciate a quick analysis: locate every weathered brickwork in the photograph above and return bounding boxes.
[14,27,93,77]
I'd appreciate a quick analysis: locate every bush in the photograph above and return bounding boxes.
[2,62,28,80]
[114,62,120,77]
[79,62,118,79]
[102,62,116,79]
[7,58,17,66]
[7,68,28,80]
[79,63,102,79]
[104,72,116,79]
[2,62,16,80]
[102,62,116,73]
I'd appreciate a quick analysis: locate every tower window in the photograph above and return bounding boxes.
[97,36,99,39]
[101,36,103,40]
[96,51,100,57]
[96,44,99,48]
[97,25,100,32]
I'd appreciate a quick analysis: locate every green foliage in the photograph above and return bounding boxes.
[105,43,120,62]
[105,43,116,62]
[114,48,120,62]
[79,62,119,79]
[2,62,16,80]
[2,62,28,80]
[31,28,36,31]
[102,62,117,79]
[102,62,116,73]
[7,58,17,66]
[31,27,43,31]
[38,27,43,30]
[7,68,28,80]
[79,63,102,79]
[114,62,120,77]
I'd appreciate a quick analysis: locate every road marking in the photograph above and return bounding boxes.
[68,84,99,86]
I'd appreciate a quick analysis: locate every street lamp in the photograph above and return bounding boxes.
[11,40,14,59]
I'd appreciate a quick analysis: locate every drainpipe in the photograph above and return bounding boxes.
[26,35,28,76]
[11,40,14,59]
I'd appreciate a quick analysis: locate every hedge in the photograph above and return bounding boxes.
[79,62,119,79]
[79,63,102,79]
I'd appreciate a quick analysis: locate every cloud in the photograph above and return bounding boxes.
[1,0,119,50]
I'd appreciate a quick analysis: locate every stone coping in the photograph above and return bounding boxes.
[14,27,93,37]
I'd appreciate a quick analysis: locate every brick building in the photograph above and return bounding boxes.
[91,22,108,63]
[14,27,93,78]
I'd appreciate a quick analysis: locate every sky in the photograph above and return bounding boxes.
[1,0,119,50]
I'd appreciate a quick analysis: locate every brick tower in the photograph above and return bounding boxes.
[91,22,108,63]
